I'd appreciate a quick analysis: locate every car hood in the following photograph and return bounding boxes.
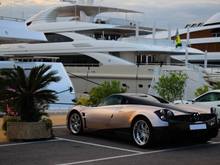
[169,103,210,114]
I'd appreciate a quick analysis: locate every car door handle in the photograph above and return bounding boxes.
[217,105,220,107]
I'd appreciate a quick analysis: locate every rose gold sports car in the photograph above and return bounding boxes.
[67,93,219,147]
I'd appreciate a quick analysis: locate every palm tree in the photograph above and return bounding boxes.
[0,64,60,122]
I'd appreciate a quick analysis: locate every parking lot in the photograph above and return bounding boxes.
[0,126,220,165]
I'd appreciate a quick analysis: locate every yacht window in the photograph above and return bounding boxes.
[136,55,141,64]
[26,21,32,26]
[45,33,73,43]
[142,55,147,63]
[138,84,143,88]
[58,55,99,66]
[136,55,149,65]
[148,56,153,63]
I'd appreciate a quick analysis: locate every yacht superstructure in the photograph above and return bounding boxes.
[0,17,46,44]
[0,2,203,66]
[0,1,208,99]
[146,13,220,66]
[0,15,75,112]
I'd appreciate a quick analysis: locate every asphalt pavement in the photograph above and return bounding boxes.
[0,126,220,165]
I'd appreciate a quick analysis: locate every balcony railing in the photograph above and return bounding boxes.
[0,16,25,22]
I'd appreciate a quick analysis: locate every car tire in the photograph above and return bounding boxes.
[68,111,83,135]
[131,117,153,148]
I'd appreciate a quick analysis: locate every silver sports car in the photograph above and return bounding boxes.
[67,93,219,147]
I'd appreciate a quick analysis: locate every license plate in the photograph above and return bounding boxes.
[189,124,207,130]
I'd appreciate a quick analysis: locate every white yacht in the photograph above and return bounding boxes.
[0,17,75,112]
[0,61,75,112]
[0,0,207,99]
[146,12,220,66]
[0,17,46,44]
[0,1,203,66]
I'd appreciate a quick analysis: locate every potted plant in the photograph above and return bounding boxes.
[0,64,60,140]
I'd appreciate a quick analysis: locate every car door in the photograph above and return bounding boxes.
[109,96,133,129]
[85,95,123,130]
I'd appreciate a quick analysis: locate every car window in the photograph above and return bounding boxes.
[196,92,220,102]
[215,93,220,101]
[99,95,123,106]
[149,95,169,103]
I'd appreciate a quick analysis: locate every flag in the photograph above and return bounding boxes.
[175,29,182,48]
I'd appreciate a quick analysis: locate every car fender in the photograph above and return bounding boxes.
[129,109,168,127]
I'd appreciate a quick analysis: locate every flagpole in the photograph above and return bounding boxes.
[168,24,171,41]
[185,26,190,67]
[153,22,156,45]
[204,50,208,69]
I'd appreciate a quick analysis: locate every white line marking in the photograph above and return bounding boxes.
[56,140,220,165]
[53,125,66,129]
[56,153,141,165]
[0,139,60,148]
[55,147,192,165]
[56,137,142,153]
[208,141,220,144]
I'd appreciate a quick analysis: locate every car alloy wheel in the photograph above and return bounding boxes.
[132,119,152,147]
[68,112,83,135]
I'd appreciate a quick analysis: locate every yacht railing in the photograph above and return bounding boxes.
[63,62,204,69]
[0,16,25,22]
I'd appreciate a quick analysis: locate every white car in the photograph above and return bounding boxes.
[174,90,220,121]
[192,90,220,117]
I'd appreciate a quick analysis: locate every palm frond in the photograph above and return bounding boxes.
[34,89,58,103]
[0,64,61,122]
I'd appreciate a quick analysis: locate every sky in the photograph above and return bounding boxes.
[0,0,220,28]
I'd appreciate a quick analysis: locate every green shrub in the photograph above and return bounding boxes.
[212,81,220,90]
[0,104,3,113]
[89,80,127,105]
[77,80,126,106]
[76,96,92,106]
[40,116,53,130]
[154,72,187,102]
[195,85,209,97]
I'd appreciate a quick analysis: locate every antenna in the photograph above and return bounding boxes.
[60,0,77,4]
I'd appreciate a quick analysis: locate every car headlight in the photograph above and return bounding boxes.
[155,109,174,121]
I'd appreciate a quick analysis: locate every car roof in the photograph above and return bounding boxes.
[207,90,220,93]
[113,93,169,104]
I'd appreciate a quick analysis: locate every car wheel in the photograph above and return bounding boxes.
[68,111,83,135]
[131,117,153,147]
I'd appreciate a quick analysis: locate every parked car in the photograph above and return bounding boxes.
[174,90,220,120]
[193,90,220,111]
[67,93,219,147]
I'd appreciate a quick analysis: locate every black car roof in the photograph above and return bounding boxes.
[111,94,192,114]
